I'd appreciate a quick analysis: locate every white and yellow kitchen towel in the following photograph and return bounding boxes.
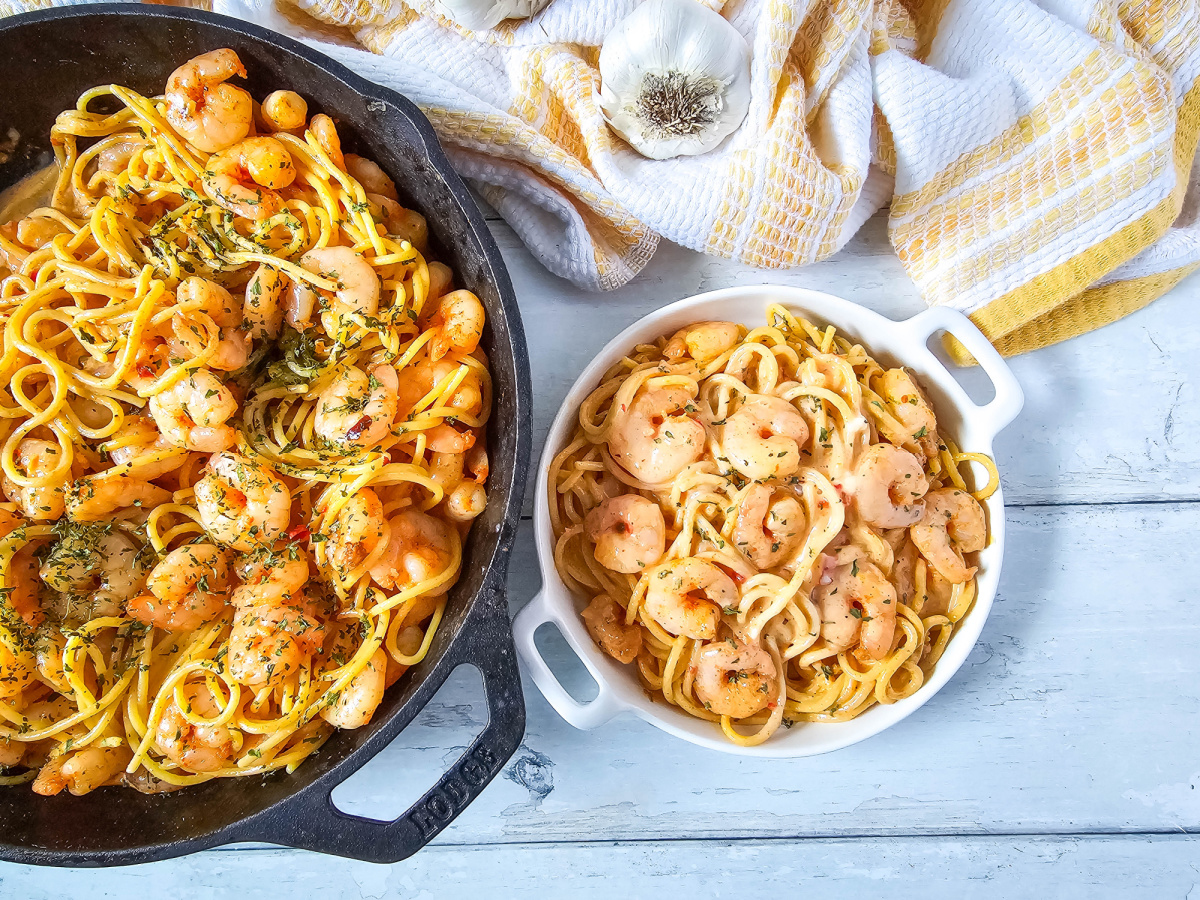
[2,0,1196,357]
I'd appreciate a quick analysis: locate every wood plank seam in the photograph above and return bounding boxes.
[200,828,1200,854]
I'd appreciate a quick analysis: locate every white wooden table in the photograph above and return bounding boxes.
[8,211,1200,896]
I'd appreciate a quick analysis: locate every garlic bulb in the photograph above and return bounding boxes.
[599,0,752,160]
[435,0,551,31]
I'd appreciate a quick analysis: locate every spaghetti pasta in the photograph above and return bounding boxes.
[550,309,996,747]
[0,50,491,794]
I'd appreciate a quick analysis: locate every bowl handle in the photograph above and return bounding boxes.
[512,589,624,730]
[898,307,1025,439]
[239,585,525,863]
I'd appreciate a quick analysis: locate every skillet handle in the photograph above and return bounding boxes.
[248,587,525,863]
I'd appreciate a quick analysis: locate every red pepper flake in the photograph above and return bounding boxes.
[137,364,155,379]
[767,700,778,710]
[287,525,310,542]
[817,499,830,510]
[346,415,372,441]
[714,562,746,585]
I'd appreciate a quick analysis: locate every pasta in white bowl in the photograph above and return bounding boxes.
[514,286,1022,757]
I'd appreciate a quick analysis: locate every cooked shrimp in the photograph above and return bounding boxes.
[0,631,36,700]
[244,264,285,341]
[0,214,70,266]
[878,368,940,461]
[194,452,291,551]
[428,443,487,523]
[320,647,386,729]
[368,508,454,593]
[259,90,308,133]
[314,363,398,448]
[230,592,324,688]
[465,444,489,483]
[0,733,24,768]
[584,494,665,574]
[376,202,428,252]
[644,558,734,640]
[154,681,234,772]
[129,543,232,632]
[426,261,454,301]
[426,290,484,362]
[32,627,68,693]
[164,49,252,154]
[229,563,323,689]
[172,278,250,371]
[309,114,345,168]
[721,395,809,481]
[6,543,42,629]
[96,136,148,174]
[911,488,986,584]
[444,481,487,523]
[19,696,73,733]
[345,154,398,201]
[149,368,238,452]
[608,386,705,484]
[299,246,380,319]
[0,507,24,538]
[365,192,399,226]
[733,484,804,569]
[395,358,484,420]
[850,443,929,528]
[14,214,68,250]
[41,528,147,618]
[122,337,170,392]
[812,552,898,660]
[202,136,295,221]
[32,744,132,796]
[693,638,777,718]
[0,222,28,270]
[284,278,319,329]
[663,321,740,364]
[234,556,309,605]
[813,561,858,653]
[425,423,476,454]
[65,474,170,522]
[103,416,188,481]
[3,438,68,520]
[328,488,385,571]
[580,594,642,664]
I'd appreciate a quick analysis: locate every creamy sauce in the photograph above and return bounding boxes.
[0,162,57,224]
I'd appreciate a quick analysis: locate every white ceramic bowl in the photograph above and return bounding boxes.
[513,286,1023,757]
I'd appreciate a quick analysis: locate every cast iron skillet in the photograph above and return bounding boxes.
[0,4,530,867]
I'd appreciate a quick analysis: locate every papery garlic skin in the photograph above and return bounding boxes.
[599,0,752,160]
[434,0,551,31]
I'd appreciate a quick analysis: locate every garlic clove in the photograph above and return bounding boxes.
[599,0,752,160]
[434,0,552,31]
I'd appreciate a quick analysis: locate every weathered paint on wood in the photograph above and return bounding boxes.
[5,836,1199,897]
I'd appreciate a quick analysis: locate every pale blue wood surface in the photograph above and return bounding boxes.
[4,837,1200,898]
[7,214,1199,894]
